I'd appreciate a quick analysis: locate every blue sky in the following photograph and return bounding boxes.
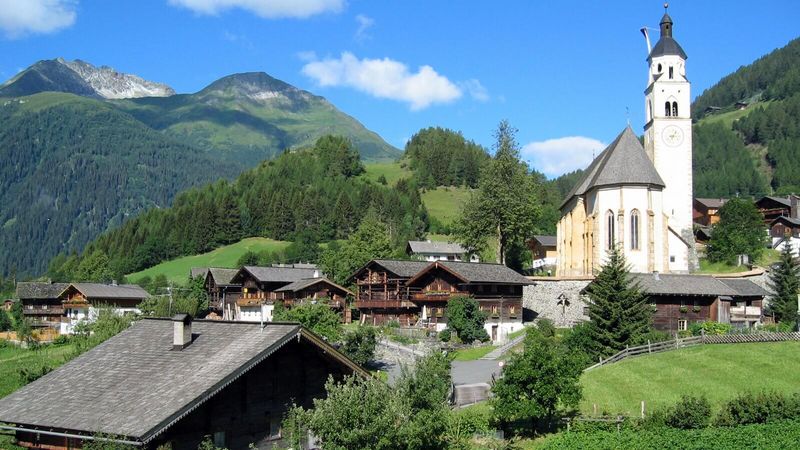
[1,0,798,177]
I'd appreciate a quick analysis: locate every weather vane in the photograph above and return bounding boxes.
[664,2,669,12]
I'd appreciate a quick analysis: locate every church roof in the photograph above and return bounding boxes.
[649,36,688,60]
[560,126,665,209]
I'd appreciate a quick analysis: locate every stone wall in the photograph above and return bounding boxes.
[523,278,592,328]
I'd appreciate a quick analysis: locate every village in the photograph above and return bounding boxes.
[2,4,800,450]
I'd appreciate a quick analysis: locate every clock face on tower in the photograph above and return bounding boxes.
[662,125,684,147]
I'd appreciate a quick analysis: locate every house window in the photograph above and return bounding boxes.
[436,307,443,318]
[491,305,499,317]
[268,416,282,440]
[509,305,517,318]
[583,306,590,316]
[665,102,672,117]
[670,255,676,263]
[606,210,615,250]
[630,209,640,250]
[213,431,226,448]
[678,319,688,331]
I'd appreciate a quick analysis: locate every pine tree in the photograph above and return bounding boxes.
[767,240,800,326]
[585,245,652,357]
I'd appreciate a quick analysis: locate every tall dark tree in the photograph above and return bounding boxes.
[767,241,800,326]
[707,197,767,264]
[585,245,652,357]
[454,121,540,265]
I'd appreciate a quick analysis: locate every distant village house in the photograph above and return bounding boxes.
[406,240,479,262]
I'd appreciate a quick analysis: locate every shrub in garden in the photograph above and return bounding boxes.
[714,391,800,427]
[439,328,452,342]
[664,395,712,429]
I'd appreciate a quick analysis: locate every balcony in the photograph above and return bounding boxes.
[24,307,65,315]
[730,306,762,319]
[355,300,416,309]
[410,291,467,302]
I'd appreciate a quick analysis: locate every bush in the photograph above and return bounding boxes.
[0,310,11,332]
[713,391,800,427]
[536,319,556,338]
[633,329,672,345]
[446,296,489,344]
[341,326,378,366]
[688,321,732,336]
[664,395,712,429]
[439,328,452,342]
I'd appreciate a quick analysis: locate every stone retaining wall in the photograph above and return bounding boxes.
[523,279,592,328]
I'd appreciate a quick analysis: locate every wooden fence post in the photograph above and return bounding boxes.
[648,340,651,353]
[641,401,645,419]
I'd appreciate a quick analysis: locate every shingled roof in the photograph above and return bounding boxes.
[274,277,353,296]
[407,240,467,255]
[0,319,365,444]
[234,266,319,284]
[532,235,557,247]
[15,282,69,300]
[207,268,240,286]
[62,283,149,300]
[561,127,665,209]
[718,278,769,297]
[628,273,742,297]
[190,267,208,279]
[406,261,532,286]
[349,259,432,281]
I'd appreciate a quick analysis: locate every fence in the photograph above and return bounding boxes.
[584,332,800,371]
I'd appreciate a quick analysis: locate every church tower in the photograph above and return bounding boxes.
[643,6,695,272]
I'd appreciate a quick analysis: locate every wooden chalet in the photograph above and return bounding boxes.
[228,266,326,322]
[0,316,366,449]
[15,282,68,329]
[274,277,352,308]
[528,235,557,271]
[58,283,149,334]
[769,216,800,240]
[693,198,727,226]
[404,261,530,341]
[350,260,430,327]
[203,268,241,319]
[755,196,796,223]
[350,259,530,341]
[622,273,767,331]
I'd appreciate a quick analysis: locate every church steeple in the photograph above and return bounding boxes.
[660,8,673,38]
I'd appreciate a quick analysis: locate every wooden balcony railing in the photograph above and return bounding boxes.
[730,306,762,318]
[24,307,65,315]
[355,300,416,309]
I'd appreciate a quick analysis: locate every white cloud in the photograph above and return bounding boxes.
[0,0,76,38]
[168,0,344,19]
[354,14,373,41]
[522,136,606,177]
[301,52,462,110]
[460,79,489,102]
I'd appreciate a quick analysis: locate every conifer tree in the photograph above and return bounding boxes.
[767,240,800,326]
[585,245,652,357]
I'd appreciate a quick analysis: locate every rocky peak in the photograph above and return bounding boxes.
[197,72,317,106]
[58,58,175,99]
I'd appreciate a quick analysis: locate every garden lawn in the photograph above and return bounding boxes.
[126,237,290,284]
[580,341,800,416]
[0,342,75,398]
[452,345,496,361]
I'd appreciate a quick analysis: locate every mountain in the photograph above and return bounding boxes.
[114,72,400,164]
[0,59,401,277]
[0,58,174,99]
[691,37,800,197]
[0,92,238,277]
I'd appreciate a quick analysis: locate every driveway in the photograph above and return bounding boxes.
[451,359,504,385]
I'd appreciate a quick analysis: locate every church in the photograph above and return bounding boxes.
[557,9,696,276]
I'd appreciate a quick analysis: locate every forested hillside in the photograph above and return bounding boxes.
[0,93,235,277]
[692,37,800,197]
[47,136,426,280]
[404,127,489,188]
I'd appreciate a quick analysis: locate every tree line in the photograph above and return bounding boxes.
[47,136,427,282]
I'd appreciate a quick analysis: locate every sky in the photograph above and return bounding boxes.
[1,0,798,178]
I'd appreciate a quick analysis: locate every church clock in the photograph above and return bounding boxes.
[662,125,684,147]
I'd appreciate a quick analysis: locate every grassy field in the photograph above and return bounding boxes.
[696,101,769,128]
[696,249,780,274]
[421,186,474,226]
[127,237,290,284]
[580,341,800,416]
[452,345,497,361]
[0,342,76,398]
[362,161,411,185]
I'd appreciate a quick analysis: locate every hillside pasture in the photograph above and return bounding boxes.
[580,341,800,416]
[127,237,290,284]
[362,161,410,185]
[421,187,474,226]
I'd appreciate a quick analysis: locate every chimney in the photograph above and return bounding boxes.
[111,279,117,286]
[791,195,798,219]
[653,271,660,281]
[313,269,320,278]
[172,313,193,350]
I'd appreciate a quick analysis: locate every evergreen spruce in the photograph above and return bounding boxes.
[585,245,652,357]
[767,240,800,326]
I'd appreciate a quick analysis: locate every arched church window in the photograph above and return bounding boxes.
[606,210,615,250]
[669,66,674,79]
[630,210,640,250]
[665,102,672,117]
[672,102,678,117]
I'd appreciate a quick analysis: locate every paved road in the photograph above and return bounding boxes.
[451,359,504,385]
